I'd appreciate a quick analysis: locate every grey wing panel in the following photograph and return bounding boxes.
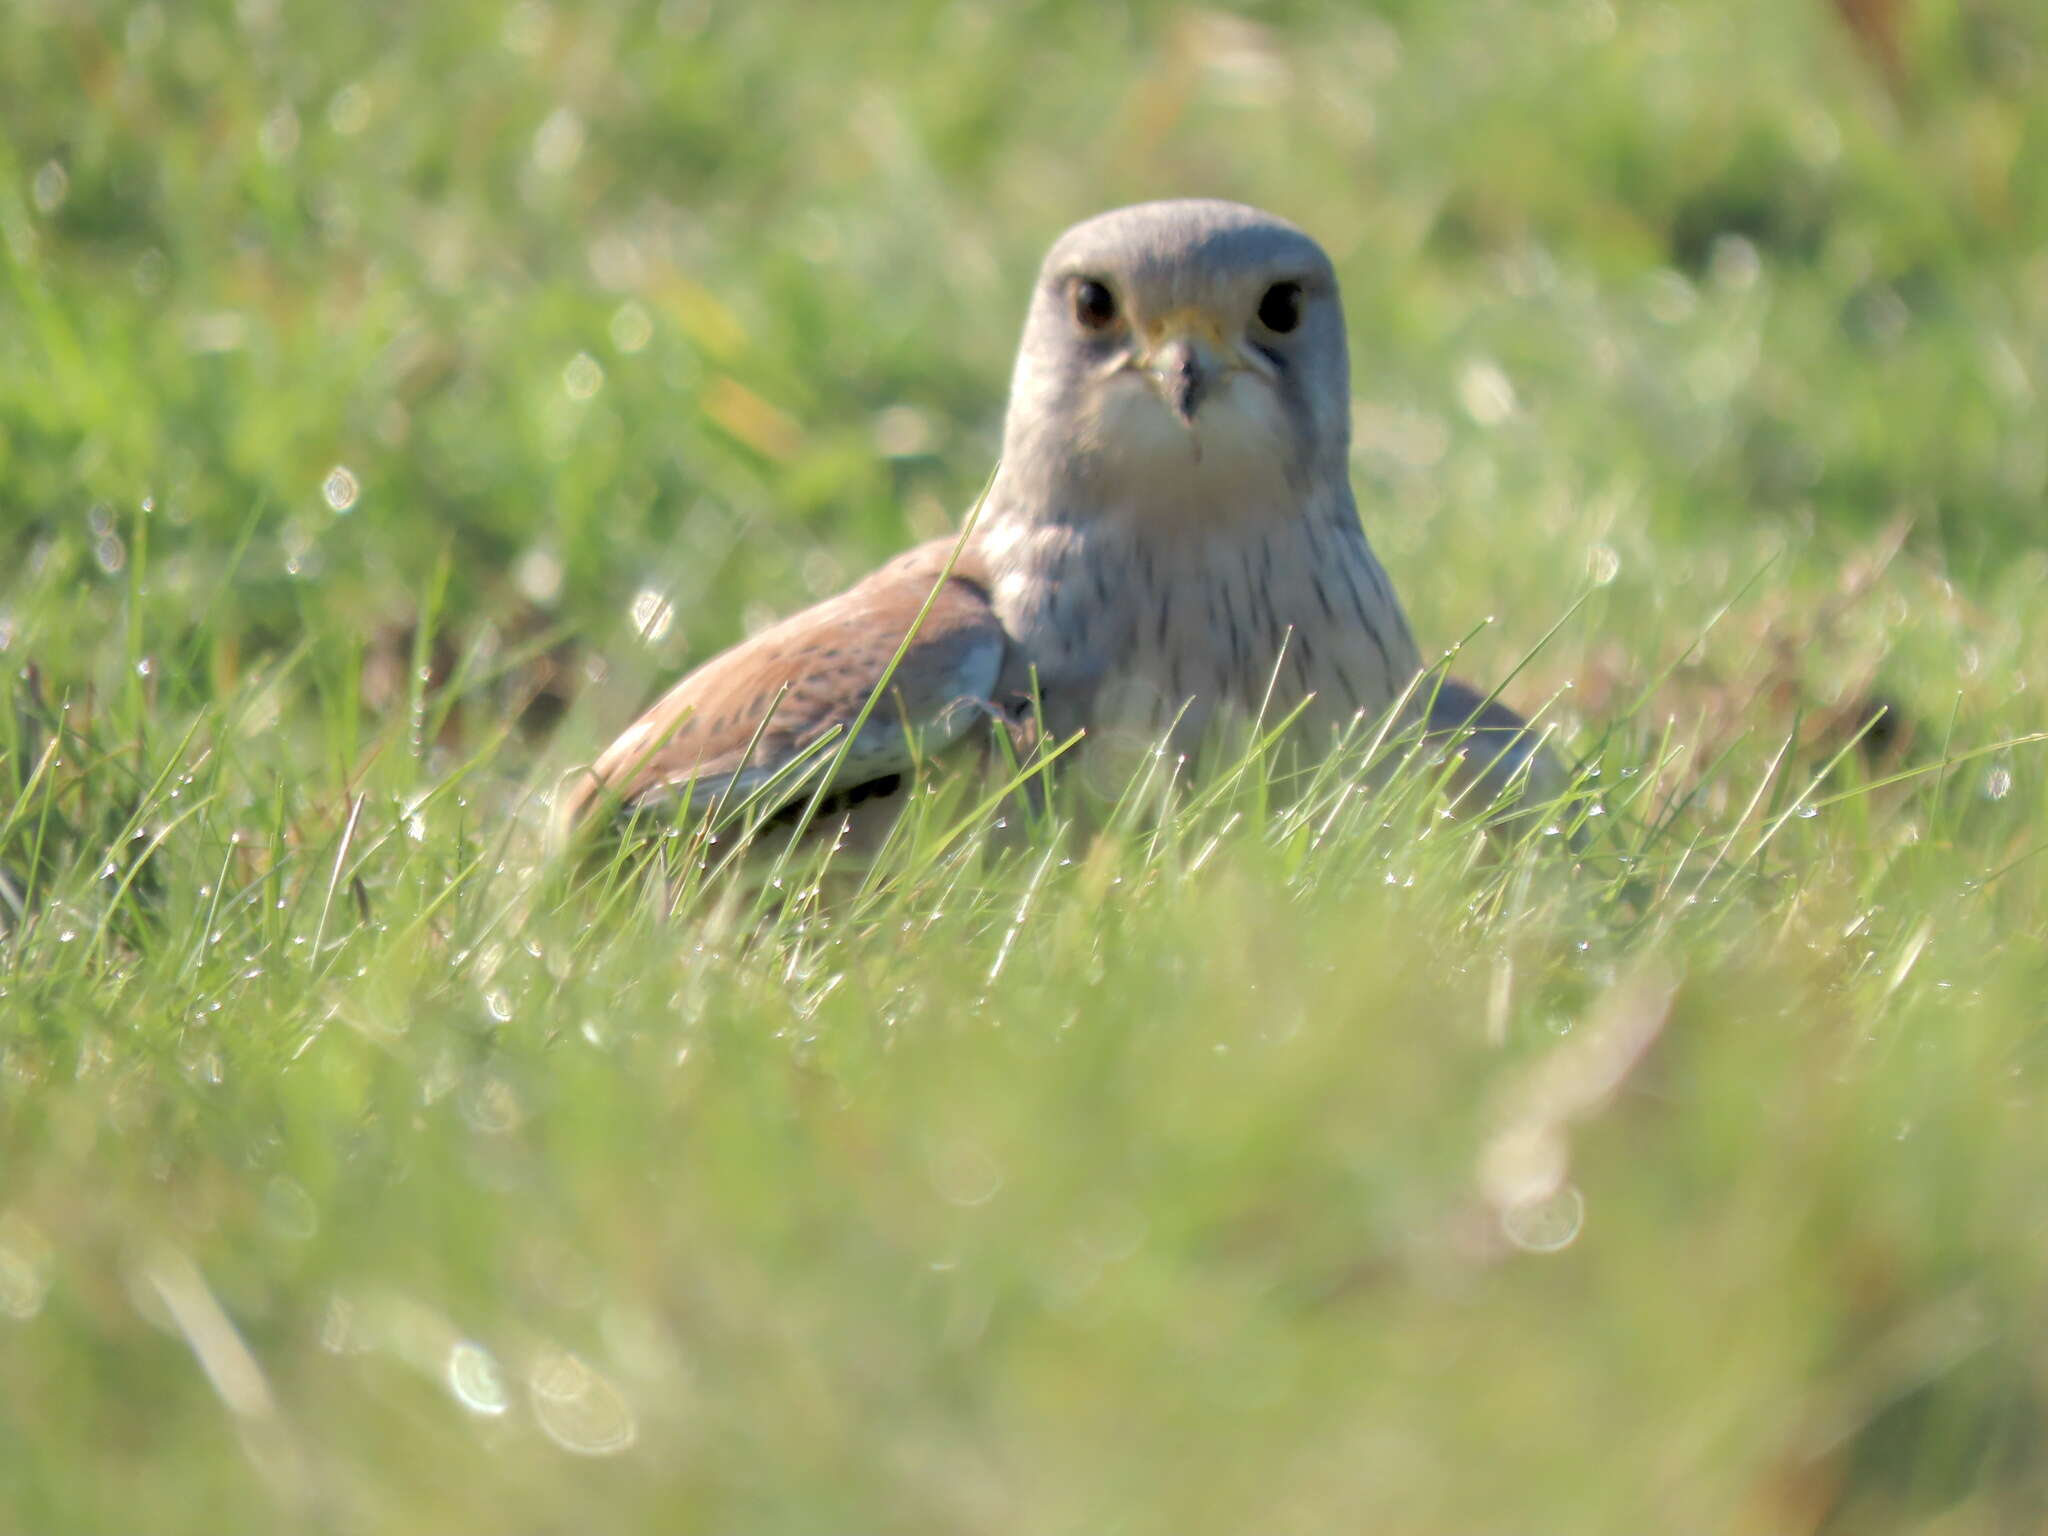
[1419,675,1562,805]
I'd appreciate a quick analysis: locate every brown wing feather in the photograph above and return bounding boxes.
[553,539,1008,842]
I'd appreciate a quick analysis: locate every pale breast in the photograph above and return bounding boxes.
[978,504,1420,754]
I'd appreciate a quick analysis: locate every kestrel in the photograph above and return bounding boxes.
[555,199,1553,844]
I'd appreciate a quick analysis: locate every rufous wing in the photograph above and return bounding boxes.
[553,539,1011,844]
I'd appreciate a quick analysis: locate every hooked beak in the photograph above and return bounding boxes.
[1140,312,1236,426]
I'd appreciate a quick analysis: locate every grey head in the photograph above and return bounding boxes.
[994,199,1353,528]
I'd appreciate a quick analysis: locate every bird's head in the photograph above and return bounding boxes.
[999,200,1352,526]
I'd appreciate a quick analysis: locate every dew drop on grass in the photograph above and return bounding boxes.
[327,80,371,134]
[318,1293,368,1355]
[514,546,563,605]
[608,301,652,354]
[1500,1184,1584,1254]
[528,1349,637,1456]
[460,1075,524,1135]
[0,1215,56,1320]
[562,351,604,400]
[30,160,68,215]
[928,1135,1003,1208]
[448,1341,510,1417]
[531,107,586,175]
[630,587,675,643]
[322,465,359,513]
[262,1176,318,1241]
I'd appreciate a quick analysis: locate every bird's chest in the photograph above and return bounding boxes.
[986,521,1412,750]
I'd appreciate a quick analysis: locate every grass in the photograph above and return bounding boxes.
[4,0,2048,1530]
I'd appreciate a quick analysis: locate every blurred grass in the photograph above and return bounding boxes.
[3,0,2048,1531]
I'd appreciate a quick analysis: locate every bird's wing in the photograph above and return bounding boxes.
[553,538,1010,841]
[1420,675,1564,807]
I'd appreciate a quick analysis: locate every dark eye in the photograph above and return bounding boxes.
[1257,281,1302,334]
[1072,278,1118,331]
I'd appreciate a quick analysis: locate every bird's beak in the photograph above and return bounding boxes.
[1141,311,1236,426]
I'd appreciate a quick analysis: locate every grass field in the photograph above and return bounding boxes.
[5,0,2048,1530]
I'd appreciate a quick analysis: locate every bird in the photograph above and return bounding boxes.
[553,199,1555,847]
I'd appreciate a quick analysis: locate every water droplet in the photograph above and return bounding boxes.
[1458,358,1518,425]
[322,465,359,513]
[187,311,247,353]
[872,404,935,458]
[258,104,300,161]
[562,352,604,401]
[0,1215,55,1320]
[327,81,371,135]
[262,1176,318,1241]
[30,160,68,215]
[927,1135,1003,1207]
[448,1340,510,1416]
[528,1349,637,1455]
[1708,233,1762,292]
[1500,1184,1584,1253]
[629,587,675,644]
[132,248,167,294]
[531,106,585,175]
[460,1075,524,1134]
[608,301,653,354]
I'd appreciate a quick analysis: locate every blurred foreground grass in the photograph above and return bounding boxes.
[4,0,2048,1531]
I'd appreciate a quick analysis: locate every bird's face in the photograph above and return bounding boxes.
[1002,200,1351,524]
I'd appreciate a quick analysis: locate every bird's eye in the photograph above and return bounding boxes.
[1072,278,1119,332]
[1257,281,1302,334]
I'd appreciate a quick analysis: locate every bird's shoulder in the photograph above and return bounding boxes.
[556,534,1007,835]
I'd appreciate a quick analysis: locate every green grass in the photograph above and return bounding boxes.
[5,0,2048,1530]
